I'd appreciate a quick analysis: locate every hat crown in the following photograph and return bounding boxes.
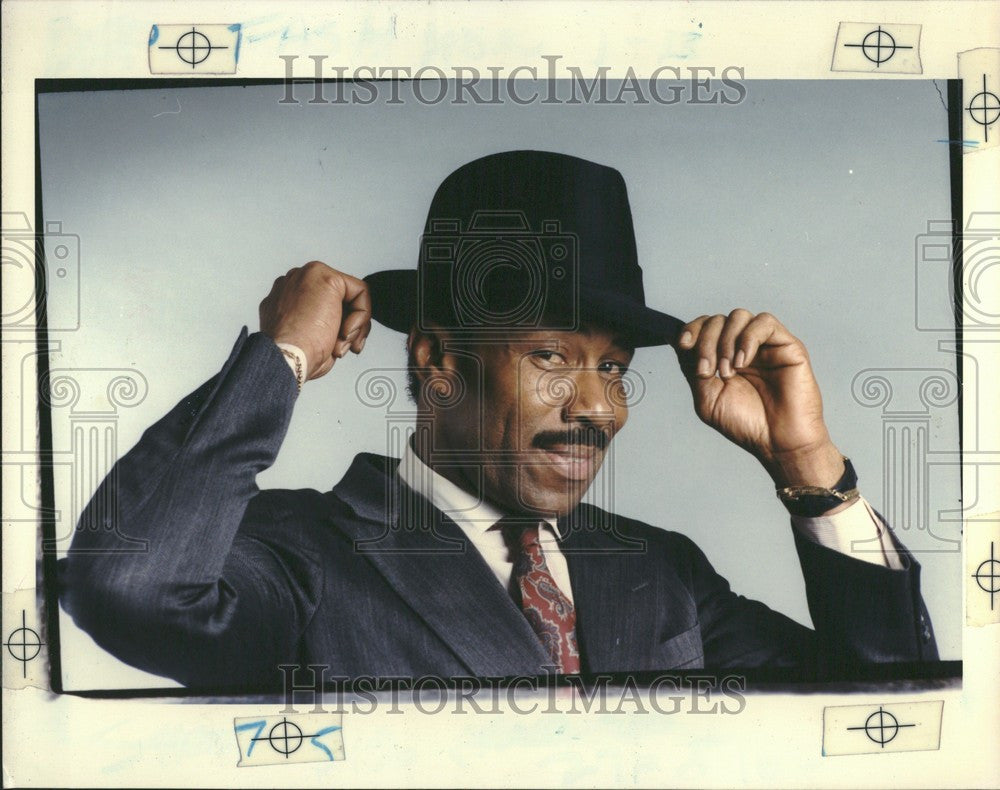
[422,150,645,300]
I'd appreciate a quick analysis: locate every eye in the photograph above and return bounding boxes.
[598,360,629,377]
[529,349,567,366]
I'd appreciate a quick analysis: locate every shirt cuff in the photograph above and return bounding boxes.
[790,496,904,570]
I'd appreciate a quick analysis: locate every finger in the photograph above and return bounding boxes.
[734,312,787,368]
[717,308,754,378]
[693,314,726,378]
[338,274,372,340]
[674,315,710,351]
[342,273,372,314]
[339,309,368,342]
[349,319,372,354]
[336,317,371,358]
[673,315,710,380]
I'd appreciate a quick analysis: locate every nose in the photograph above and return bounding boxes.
[562,368,618,427]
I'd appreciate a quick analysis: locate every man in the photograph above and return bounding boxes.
[60,150,937,689]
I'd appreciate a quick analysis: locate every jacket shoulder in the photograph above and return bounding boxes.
[571,501,702,556]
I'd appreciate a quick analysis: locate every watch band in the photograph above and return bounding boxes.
[776,457,860,517]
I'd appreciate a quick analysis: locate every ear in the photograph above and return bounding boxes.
[407,324,456,387]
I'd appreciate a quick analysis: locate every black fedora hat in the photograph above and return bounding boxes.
[364,150,685,348]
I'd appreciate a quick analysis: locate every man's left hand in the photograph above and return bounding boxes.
[672,309,846,489]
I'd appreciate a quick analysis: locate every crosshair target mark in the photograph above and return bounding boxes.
[972,541,1000,610]
[966,75,1000,143]
[4,610,44,679]
[846,706,917,747]
[843,26,913,67]
[158,26,229,69]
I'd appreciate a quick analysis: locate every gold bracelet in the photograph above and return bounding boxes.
[279,348,304,393]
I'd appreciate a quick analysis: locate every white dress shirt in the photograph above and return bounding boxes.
[397,444,577,602]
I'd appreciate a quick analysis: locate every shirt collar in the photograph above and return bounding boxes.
[398,443,559,538]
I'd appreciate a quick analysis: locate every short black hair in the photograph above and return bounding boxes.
[406,346,421,404]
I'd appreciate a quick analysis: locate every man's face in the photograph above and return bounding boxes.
[429,325,634,517]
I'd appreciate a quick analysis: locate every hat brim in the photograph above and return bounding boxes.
[364,270,685,349]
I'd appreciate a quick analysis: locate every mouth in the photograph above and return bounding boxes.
[535,444,602,481]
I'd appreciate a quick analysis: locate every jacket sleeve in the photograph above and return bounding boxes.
[690,525,938,673]
[59,329,325,688]
[792,527,938,663]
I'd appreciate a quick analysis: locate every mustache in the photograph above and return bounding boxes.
[532,426,611,451]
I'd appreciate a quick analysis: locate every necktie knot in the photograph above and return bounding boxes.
[500,520,542,556]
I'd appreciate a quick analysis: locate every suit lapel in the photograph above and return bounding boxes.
[328,454,551,677]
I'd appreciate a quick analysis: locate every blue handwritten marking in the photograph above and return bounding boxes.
[935,139,980,147]
[310,726,343,761]
[148,25,159,46]
[228,24,242,62]
[235,719,267,756]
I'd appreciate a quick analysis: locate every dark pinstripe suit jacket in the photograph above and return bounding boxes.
[59,330,939,689]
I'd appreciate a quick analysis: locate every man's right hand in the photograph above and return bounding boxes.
[259,262,372,381]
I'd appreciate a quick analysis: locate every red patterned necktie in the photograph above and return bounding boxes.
[501,521,581,674]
